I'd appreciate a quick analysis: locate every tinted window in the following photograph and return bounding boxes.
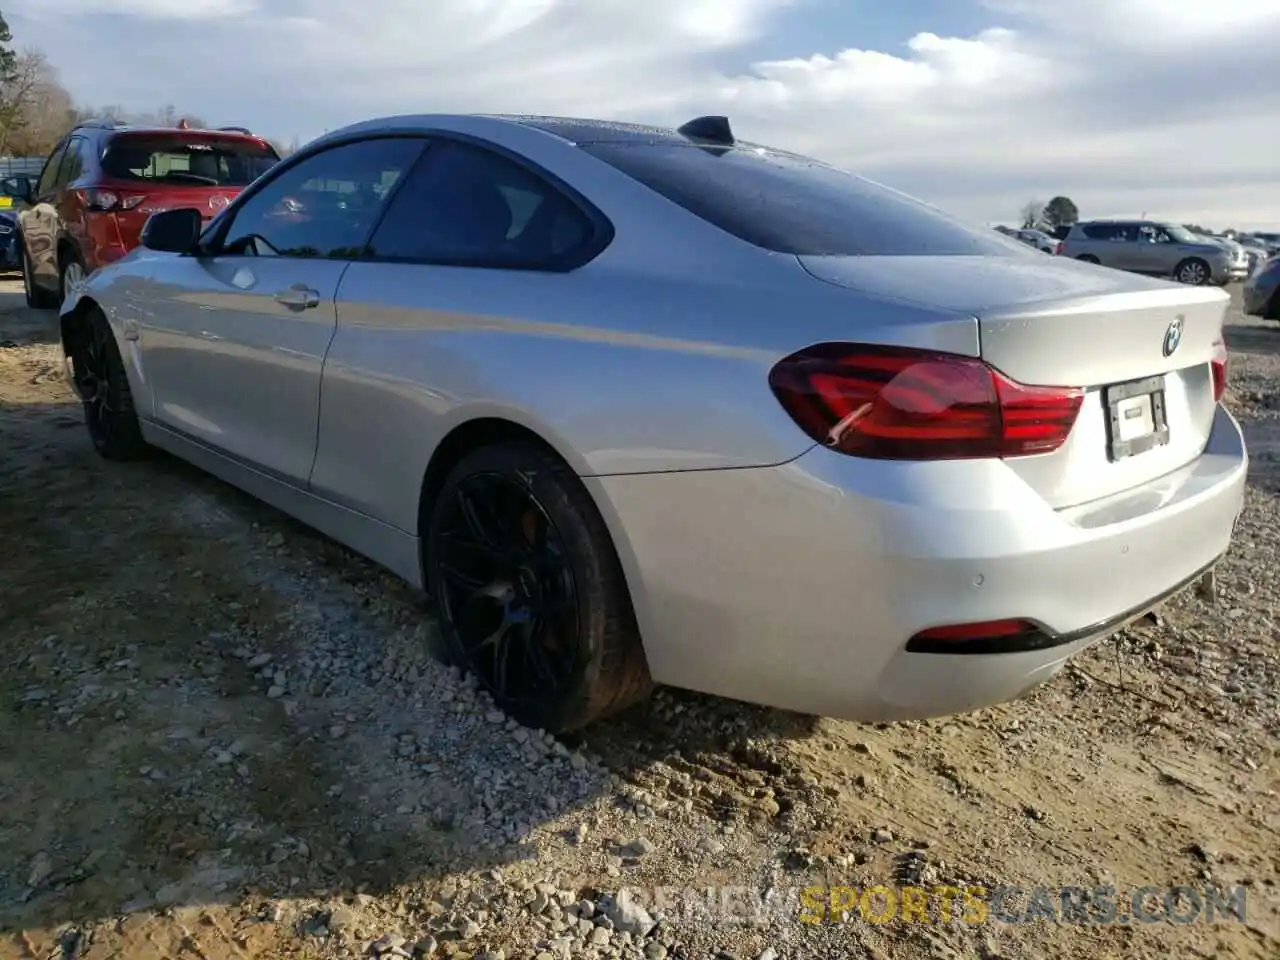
[366,139,595,268]
[581,142,1010,257]
[57,137,87,187]
[1082,223,1134,241]
[218,137,426,259]
[102,134,279,187]
[37,141,69,196]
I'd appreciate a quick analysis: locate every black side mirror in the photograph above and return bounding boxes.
[0,176,31,202]
[141,208,203,254]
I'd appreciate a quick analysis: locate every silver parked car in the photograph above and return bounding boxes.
[1060,220,1250,285]
[57,113,1246,732]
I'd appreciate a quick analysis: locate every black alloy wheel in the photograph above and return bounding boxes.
[425,441,651,732]
[436,471,581,705]
[71,309,147,460]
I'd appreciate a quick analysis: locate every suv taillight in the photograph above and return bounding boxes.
[768,343,1084,460]
[1211,343,1228,403]
[78,189,145,213]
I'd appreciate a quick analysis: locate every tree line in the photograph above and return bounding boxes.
[1019,196,1080,232]
[0,12,295,157]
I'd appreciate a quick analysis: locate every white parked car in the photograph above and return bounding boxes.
[1013,229,1061,255]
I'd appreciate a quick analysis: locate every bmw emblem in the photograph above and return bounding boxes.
[1162,316,1184,358]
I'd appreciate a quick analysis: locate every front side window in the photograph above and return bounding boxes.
[580,141,1010,257]
[217,137,427,260]
[102,134,280,187]
[366,139,596,268]
[36,141,68,196]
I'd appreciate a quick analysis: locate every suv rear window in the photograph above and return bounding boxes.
[580,142,1011,257]
[101,135,279,187]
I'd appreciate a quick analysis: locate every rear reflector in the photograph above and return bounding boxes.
[768,343,1084,460]
[1211,343,1227,403]
[907,619,1049,654]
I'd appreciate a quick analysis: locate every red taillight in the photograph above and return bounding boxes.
[911,619,1036,642]
[77,189,145,213]
[1210,343,1227,403]
[1054,241,1064,255]
[906,618,1048,653]
[768,343,1084,460]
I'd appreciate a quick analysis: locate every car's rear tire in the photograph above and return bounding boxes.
[68,308,149,461]
[20,242,58,309]
[59,249,87,308]
[1174,257,1210,285]
[1075,254,1101,264]
[424,440,652,732]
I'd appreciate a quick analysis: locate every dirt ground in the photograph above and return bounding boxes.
[1,276,1277,960]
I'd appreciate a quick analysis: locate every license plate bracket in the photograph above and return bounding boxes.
[1104,374,1169,461]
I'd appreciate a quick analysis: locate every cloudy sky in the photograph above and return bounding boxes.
[7,0,1280,229]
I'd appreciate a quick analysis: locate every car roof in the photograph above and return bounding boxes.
[310,112,752,153]
[488,115,693,145]
[72,120,265,141]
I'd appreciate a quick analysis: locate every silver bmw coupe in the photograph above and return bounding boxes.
[57,112,1246,731]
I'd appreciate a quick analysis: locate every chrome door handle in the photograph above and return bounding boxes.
[274,285,320,309]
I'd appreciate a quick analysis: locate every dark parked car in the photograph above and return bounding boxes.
[0,209,17,270]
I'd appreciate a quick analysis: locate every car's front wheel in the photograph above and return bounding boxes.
[424,440,652,732]
[68,308,149,460]
[1174,257,1210,285]
[20,242,58,309]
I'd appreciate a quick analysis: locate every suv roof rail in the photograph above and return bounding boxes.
[217,125,253,134]
[77,117,122,131]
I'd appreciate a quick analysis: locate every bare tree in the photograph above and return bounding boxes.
[1019,199,1044,230]
[0,49,73,155]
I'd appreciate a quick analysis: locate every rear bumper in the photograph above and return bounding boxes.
[589,406,1247,722]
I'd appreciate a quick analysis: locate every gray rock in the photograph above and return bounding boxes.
[27,851,53,888]
[622,836,655,858]
[602,889,655,937]
[370,932,406,954]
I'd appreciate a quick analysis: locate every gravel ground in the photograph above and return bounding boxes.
[0,278,1277,960]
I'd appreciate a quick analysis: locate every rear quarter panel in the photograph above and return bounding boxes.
[310,254,979,534]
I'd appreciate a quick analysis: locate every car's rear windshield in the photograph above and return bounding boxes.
[101,135,279,187]
[579,142,1012,257]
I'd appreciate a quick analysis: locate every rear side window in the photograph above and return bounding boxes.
[101,135,280,187]
[1081,223,1134,241]
[366,139,597,269]
[580,142,1011,257]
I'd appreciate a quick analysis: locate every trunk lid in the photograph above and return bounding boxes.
[798,254,1230,509]
[107,185,244,249]
[97,130,278,250]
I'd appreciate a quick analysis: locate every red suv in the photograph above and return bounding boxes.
[16,119,280,308]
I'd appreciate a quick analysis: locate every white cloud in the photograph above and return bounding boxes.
[6,0,1280,228]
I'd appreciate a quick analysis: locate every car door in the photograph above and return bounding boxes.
[1124,223,1163,274]
[1100,222,1140,270]
[311,136,605,530]
[135,135,429,483]
[17,138,70,289]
